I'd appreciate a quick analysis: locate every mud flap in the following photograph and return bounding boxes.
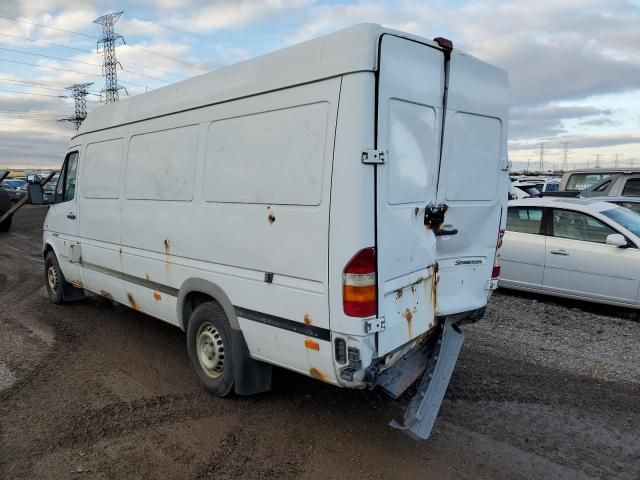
[231,330,272,395]
[390,318,463,440]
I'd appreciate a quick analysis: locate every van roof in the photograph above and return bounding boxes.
[76,24,447,137]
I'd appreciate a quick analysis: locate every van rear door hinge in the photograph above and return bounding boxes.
[364,317,386,334]
[362,149,386,165]
[501,159,512,171]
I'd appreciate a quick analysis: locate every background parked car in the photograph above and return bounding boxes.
[499,197,640,308]
[1,178,27,203]
[509,180,542,199]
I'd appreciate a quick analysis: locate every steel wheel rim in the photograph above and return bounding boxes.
[196,323,225,378]
[47,265,58,294]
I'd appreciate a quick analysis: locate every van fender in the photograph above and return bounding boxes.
[176,278,239,331]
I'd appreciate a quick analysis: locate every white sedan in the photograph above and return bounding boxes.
[499,198,640,308]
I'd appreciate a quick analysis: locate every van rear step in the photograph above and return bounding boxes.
[390,318,464,440]
[377,338,435,399]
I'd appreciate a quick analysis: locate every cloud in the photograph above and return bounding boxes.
[509,104,614,140]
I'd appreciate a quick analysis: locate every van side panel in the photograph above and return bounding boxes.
[78,127,128,305]
[116,78,341,377]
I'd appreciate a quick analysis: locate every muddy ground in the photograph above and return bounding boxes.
[1,205,639,480]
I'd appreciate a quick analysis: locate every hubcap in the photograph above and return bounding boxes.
[47,265,58,294]
[196,323,225,378]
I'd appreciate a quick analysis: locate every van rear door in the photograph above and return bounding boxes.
[433,52,508,316]
[375,37,508,356]
[375,35,445,355]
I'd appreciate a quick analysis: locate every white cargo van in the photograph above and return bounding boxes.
[37,24,509,439]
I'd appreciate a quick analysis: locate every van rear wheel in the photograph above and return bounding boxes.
[186,302,235,396]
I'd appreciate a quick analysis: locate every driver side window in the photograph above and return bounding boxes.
[56,152,79,203]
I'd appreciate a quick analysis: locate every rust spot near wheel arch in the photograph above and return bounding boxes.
[430,265,439,315]
[304,314,312,326]
[395,289,403,300]
[163,239,171,255]
[127,292,139,310]
[99,290,113,301]
[309,368,326,381]
[70,279,83,289]
[153,291,161,301]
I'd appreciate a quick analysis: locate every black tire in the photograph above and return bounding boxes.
[44,252,66,304]
[0,188,11,232]
[186,301,235,396]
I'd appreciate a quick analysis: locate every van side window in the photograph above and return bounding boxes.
[84,139,123,199]
[506,207,543,234]
[56,152,79,203]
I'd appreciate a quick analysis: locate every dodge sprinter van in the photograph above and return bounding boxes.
[38,24,509,439]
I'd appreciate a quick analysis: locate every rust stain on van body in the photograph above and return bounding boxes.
[303,314,312,326]
[163,239,171,255]
[429,265,439,315]
[127,292,139,310]
[153,291,161,301]
[403,308,414,338]
[99,290,114,301]
[70,279,83,289]
[309,368,327,382]
[145,273,151,281]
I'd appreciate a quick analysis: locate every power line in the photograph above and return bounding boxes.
[0,32,92,53]
[0,32,190,79]
[0,46,172,84]
[0,14,94,38]
[0,14,206,72]
[123,44,206,71]
[0,78,68,92]
[0,88,66,98]
[0,58,149,89]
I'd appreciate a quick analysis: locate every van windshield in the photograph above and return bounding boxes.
[565,173,613,192]
[601,206,640,238]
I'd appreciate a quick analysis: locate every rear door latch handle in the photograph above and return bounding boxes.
[550,249,568,255]
[67,213,76,219]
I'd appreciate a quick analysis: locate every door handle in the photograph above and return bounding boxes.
[550,249,569,256]
[435,228,458,236]
[67,213,76,219]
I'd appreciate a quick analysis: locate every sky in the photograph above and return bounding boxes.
[0,0,639,171]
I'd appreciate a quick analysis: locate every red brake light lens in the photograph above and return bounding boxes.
[343,247,377,318]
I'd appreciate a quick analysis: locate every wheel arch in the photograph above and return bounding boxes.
[177,278,239,332]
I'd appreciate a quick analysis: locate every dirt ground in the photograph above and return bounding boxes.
[1,206,639,480]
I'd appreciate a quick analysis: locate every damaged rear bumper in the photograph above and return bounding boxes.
[376,318,464,440]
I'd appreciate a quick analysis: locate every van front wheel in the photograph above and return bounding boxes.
[44,252,66,304]
[186,302,235,396]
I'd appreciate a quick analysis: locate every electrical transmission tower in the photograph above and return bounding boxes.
[614,153,623,168]
[537,142,546,172]
[93,12,127,103]
[59,82,93,130]
[593,154,602,168]
[560,141,570,171]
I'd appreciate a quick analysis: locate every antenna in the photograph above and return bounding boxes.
[93,12,128,103]
[58,82,93,130]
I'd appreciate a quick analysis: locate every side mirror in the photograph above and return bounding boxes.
[606,233,628,248]
[27,183,44,205]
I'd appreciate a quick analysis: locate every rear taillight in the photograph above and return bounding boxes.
[343,247,377,317]
[492,264,501,278]
[492,229,505,279]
